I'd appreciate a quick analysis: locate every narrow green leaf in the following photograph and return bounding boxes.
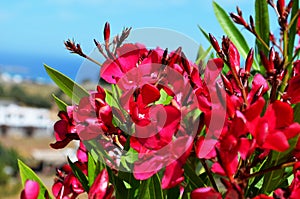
[52,93,67,111]
[196,46,213,65]
[213,1,260,71]
[288,0,299,61]
[294,103,300,123]
[166,186,180,199]
[44,64,89,104]
[137,174,164,199]
[67,157,89,192]
[87,152,97,187]
[184,161,207,189]
[262,135,299,194]
[255,0,270,56]
[118,171,140,199]
[18,159,52,199]
[197,25,210,42]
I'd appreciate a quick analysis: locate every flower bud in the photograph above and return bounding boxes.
[169,47,182,66]
[230,13,247,27]
[245,48,254,74]
[104,22,110,44]
[277,0,285,17]
[249,15,255,32]
[221,74,234,95]
[228,42,240,73]
[209,33,221,53]
[237,6,242,16]
[269,47,275,72]
[181,51,191,75]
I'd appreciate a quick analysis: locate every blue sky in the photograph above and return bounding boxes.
[0,0,263,81]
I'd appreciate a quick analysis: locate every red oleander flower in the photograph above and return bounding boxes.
[52,163,86,199]
[73,86,117,140]
[52,143,88,199]
[20,180,40,199]
[50,107,79,149]
[286,61,300,104]
[247,100,300,152]
[191,187,222,199]
[89,169,114,199]
[100,43,148,84]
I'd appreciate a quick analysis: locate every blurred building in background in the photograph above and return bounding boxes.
[0,99,53,137]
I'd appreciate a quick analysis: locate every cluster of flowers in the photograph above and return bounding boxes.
[20,0,300,198]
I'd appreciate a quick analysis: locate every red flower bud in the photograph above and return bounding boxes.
[169,47,182,66]
[230,13,247,27]
[286,0,293,14]
[221,74,234,95]
[260,51,274,74]
[228,42,240,73]
[89,169,110,199]
[269,32,276,44]
[104,22,110,44]
[245,48,254,74]
[277,0,285,17]
[269,47,275,72]
[181,51,191,75]
[209,33,221,53]
[237,6,242,16]
[249,15,255,31]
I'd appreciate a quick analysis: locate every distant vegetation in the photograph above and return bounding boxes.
[0,83,58,108]
[0,143,21,185]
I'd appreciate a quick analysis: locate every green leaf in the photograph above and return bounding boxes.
[213,1,260,71]
[196,46,213,65]
[120,148,139,171]
[255,0,270,56]
[197,25,210,42]
[183,161,207,189]
[155,89,173,106]
[118,171,140,199]
[87,152,97,187]
[52,93,67,111]
[294,103,300,123]
[44,64,89,104]
[137,174,164,199]
[18,159,52,199]
[67,157,89,192]
[288,0,299,61]
[166,186,180,199]
[262,135,299,194]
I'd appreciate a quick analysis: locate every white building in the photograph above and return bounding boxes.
[0,100,54,136]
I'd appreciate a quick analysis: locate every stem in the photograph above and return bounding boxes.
[270,76,278,102]
[200,159,219,192]
[245,161,297,179]
[254,32,270,51]
[287,11,300,31]
[277,26,290,96]
[86,56,103,67]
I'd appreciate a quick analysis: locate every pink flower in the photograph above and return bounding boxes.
[20,180,40,199]
[50,107,79,149]
[100,43,148,84]
[287,61,300,104]
[52,163,86,198]
[248,100,300,152]
[191,187,222,199]
[89,169,114,199]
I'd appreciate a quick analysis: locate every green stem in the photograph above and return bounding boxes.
[244,161,296,180]
[254,32,270,51]
[200,159,219,192]
[277,25,292,97]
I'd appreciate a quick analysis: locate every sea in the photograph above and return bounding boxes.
[0,50,102,85]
